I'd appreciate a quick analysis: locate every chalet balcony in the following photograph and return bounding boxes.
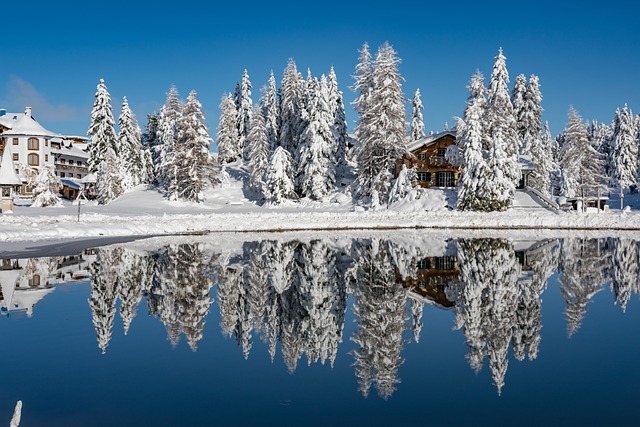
[429,156,448,166]
[55,162,88,173]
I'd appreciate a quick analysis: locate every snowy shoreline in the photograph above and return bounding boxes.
[2,209,640,245]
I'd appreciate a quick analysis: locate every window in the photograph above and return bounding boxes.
[417,258,432,270]
[437,171,454,187]
[45,154,49,162]
[45,139,49,147]
[418,153,426,160]
[12,138,18,145]
[28,138,39,150]
[435,256,456,270]
[30,275,41,288]
[69,159,74,165]
[27,153,39,166]
[417,172,431,182]
[12,153,18,161]
[60,172,66,178]
[437,148,446,157]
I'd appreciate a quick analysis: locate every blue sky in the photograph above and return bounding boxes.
[2,0,639,146]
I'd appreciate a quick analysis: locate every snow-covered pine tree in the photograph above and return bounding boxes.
[529,121,553,196]
[457,71,491,211]
[594,121,614,180]
[171,90,212,202]
[353,42,373,118]
[327,66,348,168]
[217,93,241,163]
[297,75,336,200]
[410,88,426,141]
[247,104,270,193]
[522,75,543,156]
[354,42,407,206]
[97,147,124,204]
[156,86,183,193]
[264,146,297,204]
[388,164,416,205]
[511,74,528,154]
[559,107,608,200]
[234,69,253,161]
[117,97,144,189]
[142,113,159,184]
[264,71,279,151]
[484,48,518,209]
[612,104,637,191]
[31,166,62,207]
[279,59,305,157]
[88,79,117,173]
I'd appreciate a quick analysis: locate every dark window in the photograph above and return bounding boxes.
[418,153,426,160]
[437,148,446,157]
[417,258,432,270]
[12,153,18,161]
[435,256,455,270]
[12,138,18,145]
[418,172,432,182]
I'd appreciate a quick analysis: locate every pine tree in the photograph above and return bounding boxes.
[410,88,426,141]
[264,71,279,151]
[264,147,297,204]
[327,66,348,167]
[297,76,336,200]
[96,147,124,204]
[484,49,518,209]
[511,74,528,154]
[457,71,491,211]
[247,104,270,193]
[217,93,242,163]
[88,79,117,174]
[171,90,211,202]
[522,75,543,156]
[279,59,305,157]
[529,121,553,196]
[156,86,183,193]
[354,42,407,206]
[612,104,637,190]
[141,113,158,184]
[117,97,144,189]
[235,69,253,161]
[388,164,416,204]
[559,107,608,200]
[31,166,62,207]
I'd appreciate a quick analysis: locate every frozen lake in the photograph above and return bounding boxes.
[0,232,639,426]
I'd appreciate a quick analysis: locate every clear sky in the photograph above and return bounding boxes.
[2,0,639,146]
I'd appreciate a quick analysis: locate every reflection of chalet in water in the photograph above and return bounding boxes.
[0,259,55,317]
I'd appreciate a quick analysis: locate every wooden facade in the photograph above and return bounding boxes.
[402,255,460,308]
[399,131,460,188]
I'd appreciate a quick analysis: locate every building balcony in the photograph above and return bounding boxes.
[429,156,448,166]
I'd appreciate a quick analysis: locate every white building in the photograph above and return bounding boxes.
[0,107,91,196]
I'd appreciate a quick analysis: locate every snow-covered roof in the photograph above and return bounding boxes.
[61,179,81,190]
[81,173,96,183]
[407,130,457,152]
[2,108,63,138]
[0,147,22,185]
[518,155,536,171]
[52,144,90,160]
[0,112,21,129]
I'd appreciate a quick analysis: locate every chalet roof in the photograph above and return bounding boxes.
[52,144,90,160]
[407,129,457,152]
[0,147,22,185]
[60,179,82,190]
[2,108,62,138]
[518,154,535,171]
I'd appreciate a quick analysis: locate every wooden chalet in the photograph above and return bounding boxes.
[399,130,460,188]
[401,255,460,309]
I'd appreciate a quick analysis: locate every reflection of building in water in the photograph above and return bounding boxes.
[404,255,459,309]
[0,258,56,317]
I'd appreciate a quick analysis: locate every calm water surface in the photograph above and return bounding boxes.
[0,234,639,426]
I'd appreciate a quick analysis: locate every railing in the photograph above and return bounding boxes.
[525,186,560,214]
[429,156,448,166]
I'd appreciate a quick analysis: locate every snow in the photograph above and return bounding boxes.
[0,146,21,185]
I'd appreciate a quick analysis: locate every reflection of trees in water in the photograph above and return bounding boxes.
[84,235,640,398]
[218,240,347,372]
[89,244,216,354]
[558,238,610,337]
[348,239,408,400]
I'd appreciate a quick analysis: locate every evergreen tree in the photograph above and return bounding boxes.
[612,104,637,190]
[264,71,279,151]
[141,113,158,184]
[522,75,543,156]
[156,86,183,192]
[171,90,212,202]
[88,79,117,174]
[354,42,407,206]
[217,93,242,163]
[327,66,348,167]
[410,88,426,141]
[457,71,491,211]
[264,147,297,204]
[484,49,518,209]
[297,76,336,200]
[247,104,270,193]
[235,69,253,161]
[117,97,144,189]
[529,121,553,196]
[511,74,527,154]
[31,166,62,207]
[96,147,124,204]
[279,59,305,157]
[559,107,608,200]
